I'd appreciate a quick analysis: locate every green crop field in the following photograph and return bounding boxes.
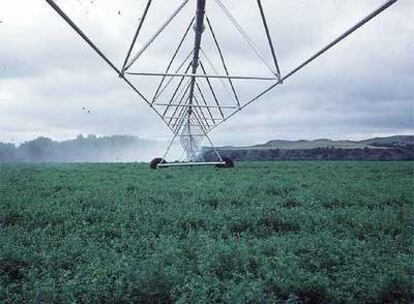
[0,162,413,303]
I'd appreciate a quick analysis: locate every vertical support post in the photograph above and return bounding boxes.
[188,0,207,116]
[183,0,207,160]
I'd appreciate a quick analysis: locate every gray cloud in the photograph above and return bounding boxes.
[0,0,413,150]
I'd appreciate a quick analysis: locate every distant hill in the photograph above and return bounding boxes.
[222,136,414,150]
[359,135,414,147]
[203,135,414,161]
[232,139,378,150]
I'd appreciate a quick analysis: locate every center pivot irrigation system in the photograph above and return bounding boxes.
[45,0,398,168]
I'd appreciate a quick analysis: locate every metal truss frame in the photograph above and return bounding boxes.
[44,0,398,167]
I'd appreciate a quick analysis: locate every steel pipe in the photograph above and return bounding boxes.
[124,0,191,71]
[126,72,277,81]
[158,161,226,168]
[155,103,237,109]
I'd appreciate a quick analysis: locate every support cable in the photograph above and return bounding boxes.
[193,96,212,131]
[214,0,276,76]
[121,0,152,73]
[257,0,281,79]
[170,89,193,129]
[152,17,195,103]
[154,51,194,103]
[162,63,192,116]
[199,61,225,119]
[124,0,191,71]
[174,103,192,133]
[210,0,399,132]
[200,49,237,107]
[195,81,216,124]
[166,78,192,121]
[205,15,240,107]
[44,0,174,133]
[169,78,192,110]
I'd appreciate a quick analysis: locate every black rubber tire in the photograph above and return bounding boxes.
[217,157,234,169]
[150,158,166,169]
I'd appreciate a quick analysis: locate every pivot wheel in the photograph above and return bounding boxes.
[217,157,234,169]
[150,158,166,169]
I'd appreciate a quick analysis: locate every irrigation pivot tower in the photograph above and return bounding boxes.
[44,0,398,168]
[182,0,207,162]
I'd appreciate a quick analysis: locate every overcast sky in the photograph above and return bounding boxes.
[0,0,413,147]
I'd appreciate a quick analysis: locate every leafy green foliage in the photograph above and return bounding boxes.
[0,162,413,303]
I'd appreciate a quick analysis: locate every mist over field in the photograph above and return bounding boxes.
[0,135,168,163]
[1,134,412,163]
